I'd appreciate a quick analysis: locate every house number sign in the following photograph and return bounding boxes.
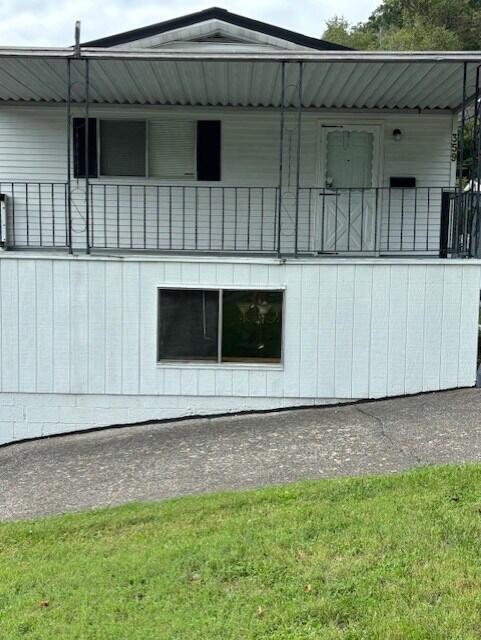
[451,132,458,162]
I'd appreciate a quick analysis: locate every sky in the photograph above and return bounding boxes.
[1,0,380,47]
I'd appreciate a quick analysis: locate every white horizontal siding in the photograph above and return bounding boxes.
[381,114,453,252]
[0,105,454,253]
[0,109,67,182]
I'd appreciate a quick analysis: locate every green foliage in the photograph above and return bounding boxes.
[323,18,379,50]
[2,465,481,638]
[381,18,461,50]
[322,0,481,50]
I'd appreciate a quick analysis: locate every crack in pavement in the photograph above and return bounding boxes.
[354,404,423,465]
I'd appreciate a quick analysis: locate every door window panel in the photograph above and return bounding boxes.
[326,130,374,188]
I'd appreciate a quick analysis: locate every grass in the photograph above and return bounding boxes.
[2,466,481,639]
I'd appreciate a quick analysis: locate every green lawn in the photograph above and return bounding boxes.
[2,465,481,639]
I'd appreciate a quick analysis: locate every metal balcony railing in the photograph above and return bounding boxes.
[440,189,481,258]
[0,182,478,258]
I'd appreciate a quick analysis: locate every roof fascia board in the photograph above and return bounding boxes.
[0,48,480,63]
[77,49,481,63]
[0,47,73,58]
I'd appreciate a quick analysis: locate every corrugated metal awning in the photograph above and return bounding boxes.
[0,48,479,110]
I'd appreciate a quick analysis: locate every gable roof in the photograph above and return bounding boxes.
[82,6,351,51]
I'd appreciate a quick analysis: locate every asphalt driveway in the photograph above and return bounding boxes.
[1,388,481,521]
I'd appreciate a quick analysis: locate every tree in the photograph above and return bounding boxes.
[322,18,378,50]
[322,0,481,50]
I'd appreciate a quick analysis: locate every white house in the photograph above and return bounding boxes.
[0,7,480,444]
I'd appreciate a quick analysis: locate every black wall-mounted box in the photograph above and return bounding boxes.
[390,177,416,188]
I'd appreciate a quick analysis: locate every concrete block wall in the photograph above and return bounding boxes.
[0,392,340,445]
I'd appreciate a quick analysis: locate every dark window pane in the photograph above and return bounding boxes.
[197,120,221,181]
[100,120,146,177]
[222,290,283,363]
[158,289,218,361]
[73,118,97,178]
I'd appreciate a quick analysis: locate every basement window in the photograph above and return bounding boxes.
[157,288,283,364]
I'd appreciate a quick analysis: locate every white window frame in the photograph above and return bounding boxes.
[156,285,285,368]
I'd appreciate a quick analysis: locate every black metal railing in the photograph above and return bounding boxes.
[88,185,279,253]
[440,189,481,258]
[0,182,69,250]
[0,182,478,258]
[295,186,444,255]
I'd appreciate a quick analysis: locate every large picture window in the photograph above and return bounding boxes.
[73,118,221,181]
[157,288,283,364]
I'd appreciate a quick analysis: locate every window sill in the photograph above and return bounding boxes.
[93,176,198,182]
[156,362,284,371]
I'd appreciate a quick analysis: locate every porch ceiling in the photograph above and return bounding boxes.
[0,49,480,110]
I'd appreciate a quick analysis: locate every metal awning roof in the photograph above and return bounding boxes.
[0,48,479,110]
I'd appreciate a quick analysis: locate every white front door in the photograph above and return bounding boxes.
[318,124,381,253]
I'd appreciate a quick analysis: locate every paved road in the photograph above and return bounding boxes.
[1,389,481,521]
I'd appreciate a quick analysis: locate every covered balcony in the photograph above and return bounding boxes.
[0,46,479,258]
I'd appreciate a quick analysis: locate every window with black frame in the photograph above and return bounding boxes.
[73,118,221,180]
[157,288,283,364]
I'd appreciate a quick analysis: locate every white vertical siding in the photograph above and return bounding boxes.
[87,259,106,393]
[36,260,54,392]
[70,260,89,393]
[387,265,409,395]
[404,265,427,394]
[0,254,478,401]
[105,261,123,394]
[18,259,36,392]
[458,266,481,387]
[368,265,391,397]
[0,254,479,445]
[422,266,445,391]
[335,265,355,397]
[52,260,70,393]
[0,259,19,392]
[351,265,372,398]
[440,266,464,389]
[316,264,337,397]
